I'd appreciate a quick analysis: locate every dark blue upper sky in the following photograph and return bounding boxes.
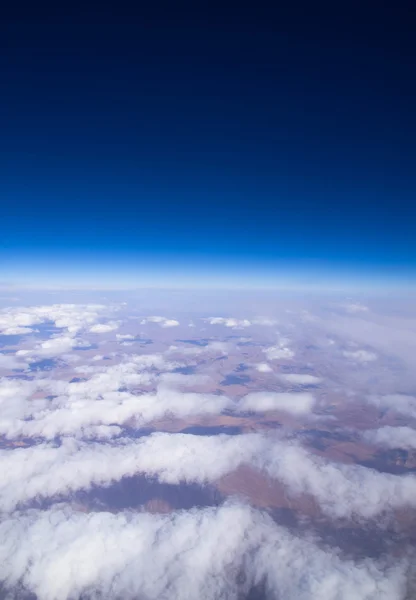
[1,3,415,288]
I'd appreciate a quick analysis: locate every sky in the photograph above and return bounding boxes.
[1,4,415,289]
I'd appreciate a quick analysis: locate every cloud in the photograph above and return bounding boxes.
[367,394,416,419]
[263,339,294,360]
[1,326,35,335]
[2,430,416,522]
[252,317,279,326]
[141,316,179,327]
[0,377,232,440]
[278,373,322,385]
[116,334,135,340]
[0,303,113,335]
[343,303,369,314]
[16,335,91,358]
[363,426,416,449]
[237,392,316,415]
[255,363,273,373]
[0,502,407,600]
[343,349,377,362]
[207,317,251,328]
[0,353,24,370]
[89,321,120,333]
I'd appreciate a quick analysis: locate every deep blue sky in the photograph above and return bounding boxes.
[1,4,415,288]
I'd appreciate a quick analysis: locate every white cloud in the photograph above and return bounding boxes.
[0,353,24,370]
[1,326,35,335]
[0,303,113,335]
[367,394,416,419]
[238,392,315,415]
[263,339,294,360]
[343,349,377,362]
[255,363,273,373]
[16,335,90,358]
[252,317,279,326]
[2,430,416,522]
[89,321,120,333]
[141,316,179,327]
[0,503,404,600]
[116,334,135,340]
[363,426,416,449]
[207,317,251,328]
[278,373,322,385]
[0,379,232,440]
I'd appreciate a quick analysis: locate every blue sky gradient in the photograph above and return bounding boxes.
[1,5,415,289]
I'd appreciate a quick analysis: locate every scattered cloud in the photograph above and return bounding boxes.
[0,502,405,600]
[343,349,377,362]
[263,339,294,360]
[16,335,91,358]
[207,317,251,328]
[255,362,273,373]
[238,392,315,415]
[363,426,416,449]
[141,316,180,327]
[89,321,120,333]
[367,394,416,419]
[0,303,114,335]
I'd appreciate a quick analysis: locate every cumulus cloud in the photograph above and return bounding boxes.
[0,303,113,335]
[343,349,377,362]
[0,353,24,370]
[0,503,405,600]
[263,339,294,360]
[0,375,232,440]
[252,316,279,326]
[140,316,179,327]
[363,426,416,449]
[1,326,35,335]
[238,392,316,415]
[16,335,91,358]
[2,429,416,522]
[116,334,135,340]
[367,394,416,419]
[255,362,273,373]
[89,321,120,333]
[278,373,322,385]
[207,317,251,328]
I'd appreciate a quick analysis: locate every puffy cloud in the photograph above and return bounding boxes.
[16,335,91,358]
[0,503,405,600]
[1,326,35,335]
[367,394,416,419]
[252,317,279,326]
[207,317,251,328]
[343,349,377,362]
[0,353,24,370]
[363,426,416,449]
[89,321,120,333]
[238,392,316,415]
[141,316,179,327]
[2,430,416,521]
[0,303,112,335]
[255,362,273,373]
[116,334,135,340]
[0,380,232,440]
[278,373,322,385]
[263,339,294,360]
